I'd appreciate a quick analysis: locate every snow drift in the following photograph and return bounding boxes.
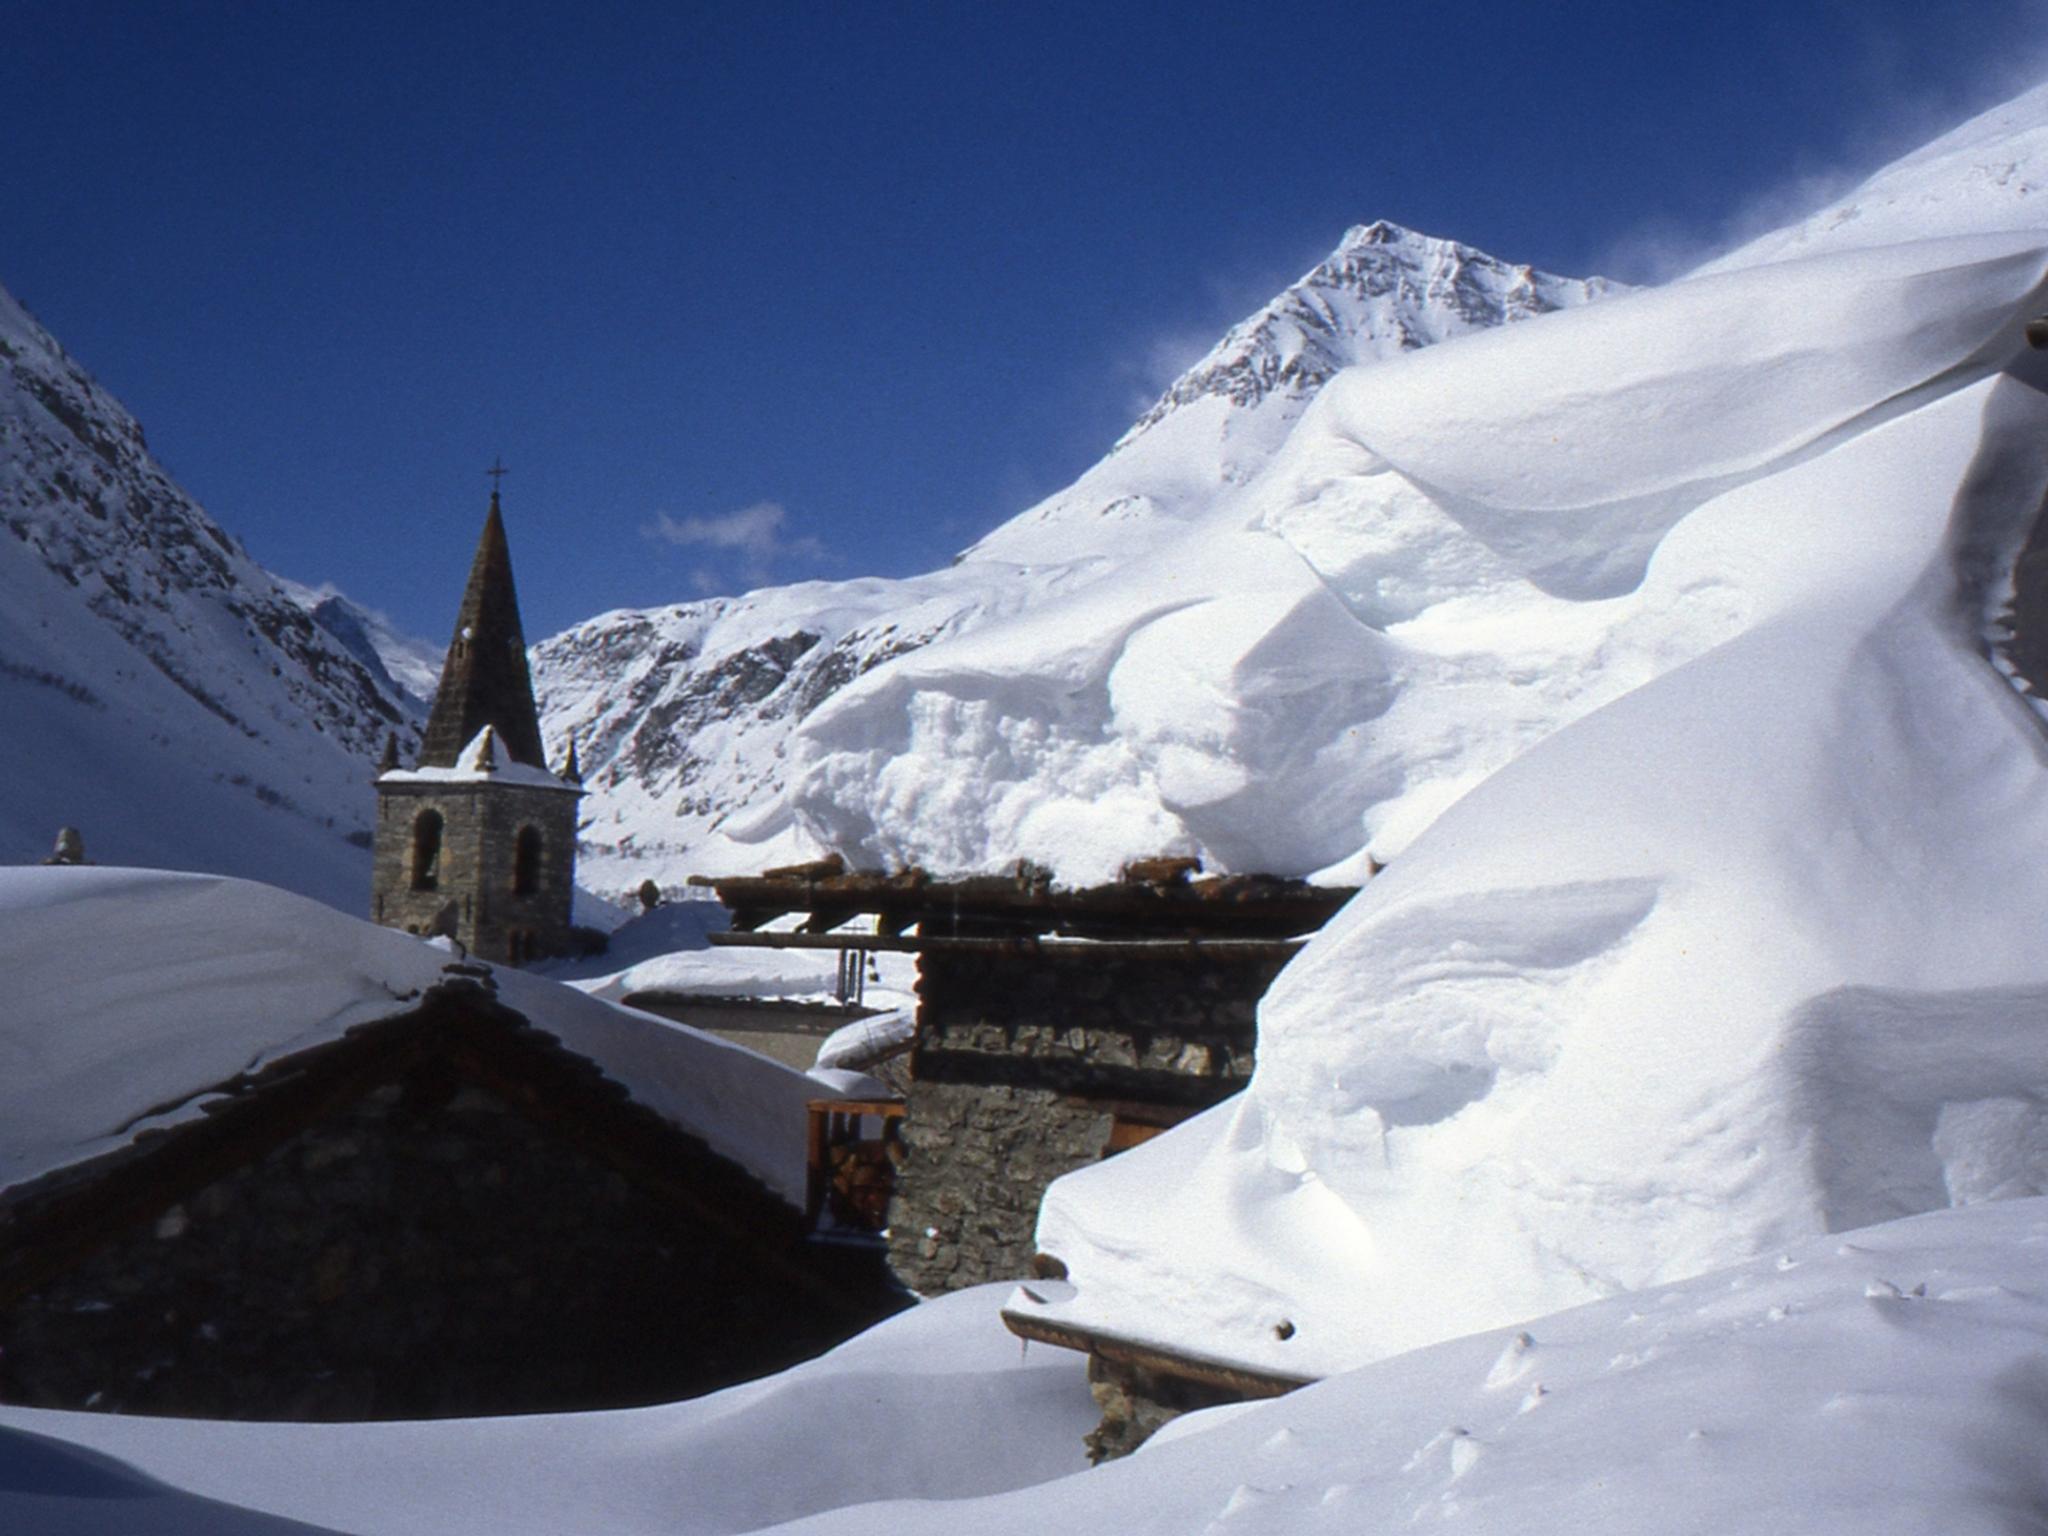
[12,1200,2048,1534]
[1019,209,2048,1374]
[534,225,1614,894]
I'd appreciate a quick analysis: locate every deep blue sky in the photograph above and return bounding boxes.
[4,1,2046,640]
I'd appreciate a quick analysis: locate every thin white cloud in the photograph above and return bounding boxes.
[642,500,827,586]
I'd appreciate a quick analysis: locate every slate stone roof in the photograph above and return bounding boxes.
[417,493,550,769]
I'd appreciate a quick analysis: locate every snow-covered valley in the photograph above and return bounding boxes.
[12,67,2048,1536]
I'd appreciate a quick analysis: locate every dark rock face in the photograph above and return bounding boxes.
[885,944,1289,1296]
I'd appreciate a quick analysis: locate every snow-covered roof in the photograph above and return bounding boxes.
[378,725,579,792]
[0,867,815,1201]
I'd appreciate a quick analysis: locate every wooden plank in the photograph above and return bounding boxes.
[999,1308,1314,1397]
[685,869,1357,942]
[803,1098,906,1118]
[1103,1119,1167,1153]
[708,931,1309,960]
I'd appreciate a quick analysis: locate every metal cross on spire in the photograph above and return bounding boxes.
[485,457,509,494]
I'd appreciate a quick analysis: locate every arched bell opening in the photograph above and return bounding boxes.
[513,825,543,897]
[410,810,444,892]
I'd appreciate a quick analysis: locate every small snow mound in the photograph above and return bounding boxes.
[1482,1331,1537,1389]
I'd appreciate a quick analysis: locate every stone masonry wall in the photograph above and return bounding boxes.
[886,943,1293,1296]
[372,781,578,963]
[1,1064,880,1420]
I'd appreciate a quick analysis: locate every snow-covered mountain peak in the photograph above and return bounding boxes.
[1112,219,1620,452]
[537,222,1622,891]
[275,576,444,705]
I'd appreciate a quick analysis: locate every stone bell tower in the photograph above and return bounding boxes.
[371,479,582,965]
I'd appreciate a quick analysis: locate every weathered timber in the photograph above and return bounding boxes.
[1003,1308,1313,1461]
[689,869,1353,941]
[708,932,1310,962]
[1000,1308,1314,1398]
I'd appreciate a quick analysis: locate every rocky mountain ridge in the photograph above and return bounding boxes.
[1118,219,1620,445]
[0,281,423,904]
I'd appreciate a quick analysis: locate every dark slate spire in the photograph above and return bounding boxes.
[417,490,550,769]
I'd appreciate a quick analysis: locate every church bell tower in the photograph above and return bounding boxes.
[371,478,582,965]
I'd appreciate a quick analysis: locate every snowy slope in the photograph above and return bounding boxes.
[1700,79,2048,274]
[16,76,2048,1536]
[7,1199,2048,1535]
[0,1282,1094,1536]
[0,284,422,906]
[536,565,1063,892]
[967,221,1618,569]
[761,93,2048,896]
[1013,118,2048,1375]
[534,225,1612,894]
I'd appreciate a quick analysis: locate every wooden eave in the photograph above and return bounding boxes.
[687,869,1354,942]
[1000,1307,1315,1399]
[706,931,1311,961]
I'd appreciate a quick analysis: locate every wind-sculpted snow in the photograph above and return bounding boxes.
[784,234,2048,886]
[1315,233,2048,596]
[1024,233,2048,1378]
[545,225,2048,900]
[22,84,2048,1536]
[969,223,1617,572]
[0,1283,1095,1536]
[1701,80,2048,275]
[534,224,1615,896]
[0,283,421,904]
[788,529,1401,880]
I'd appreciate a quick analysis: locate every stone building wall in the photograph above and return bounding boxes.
[1,1064,891,1420]
[372,781,578,963]
[886,943,1293,1296]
